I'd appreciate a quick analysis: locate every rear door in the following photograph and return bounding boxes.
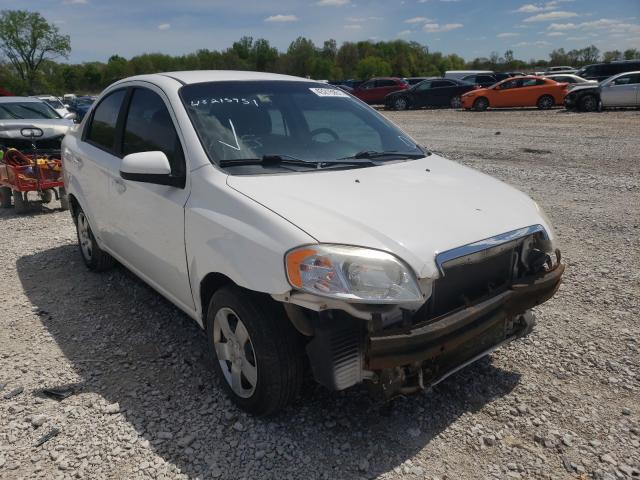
[375,79,399,103]
[73,89,128,239]
[355,80,376,103]
[412,80,433,107]
[600,74,640,106]
[105,85,194,311]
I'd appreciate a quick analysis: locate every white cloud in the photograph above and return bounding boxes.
[347,16,381,22]
[405,16,431,23]
[63,0,88,4]
[547,31,564,36]
[547,18,640,35]
[316,0,349,6]
[497,32,518,38]
[515,40,551,46]
[344,24,362,30]
[264,14,298,22]
[398,30,412,36]
[157,23,171,30]
[566,36,588,41]
[423,22,463,33]
[524,11,578,22]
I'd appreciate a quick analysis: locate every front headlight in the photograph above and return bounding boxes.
[285,244,422,303]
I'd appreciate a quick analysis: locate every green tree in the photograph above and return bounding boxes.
[0,10,70,93]
[356,56,391,79]
[623,48,639,60]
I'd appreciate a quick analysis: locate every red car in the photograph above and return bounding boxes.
[352,77,409,104]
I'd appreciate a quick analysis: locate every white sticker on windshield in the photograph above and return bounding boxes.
[309,87,349,98]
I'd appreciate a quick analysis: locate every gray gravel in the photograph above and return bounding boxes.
[1,108,639,479]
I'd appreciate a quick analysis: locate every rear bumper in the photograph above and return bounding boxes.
[366,263,564,372]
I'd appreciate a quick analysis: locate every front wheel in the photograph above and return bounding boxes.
[75,208,115,271]
[537,95,554,110]
[206,286,304,415]
[450,95,462,109]
[473,97,489,111]
[580,94,598,112]
[12,190,29,214]
[0,187,11,208]
[392,96,408,111]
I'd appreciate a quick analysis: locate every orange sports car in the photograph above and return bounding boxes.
[461,76,569,111]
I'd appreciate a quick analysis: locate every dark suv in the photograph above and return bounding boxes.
[575,60,640,82]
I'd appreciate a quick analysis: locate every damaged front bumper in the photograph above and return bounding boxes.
[302,262,564,396]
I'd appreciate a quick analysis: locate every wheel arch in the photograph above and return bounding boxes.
[200,272,235,326]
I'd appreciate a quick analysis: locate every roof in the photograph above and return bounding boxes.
[120,70,313,86]
[0,96,43,104]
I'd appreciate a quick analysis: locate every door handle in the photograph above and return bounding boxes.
[112,177,126,194]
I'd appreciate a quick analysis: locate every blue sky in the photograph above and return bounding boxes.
[8,0,640,62]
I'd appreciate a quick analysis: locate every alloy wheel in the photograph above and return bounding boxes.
[213,307,258,398]
[77,212,93,261]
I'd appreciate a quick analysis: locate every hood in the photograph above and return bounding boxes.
[567,83,599,94]
[0,118,74,140]
[226,155,553,279]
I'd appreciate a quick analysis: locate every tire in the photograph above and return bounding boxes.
[12,190,29,214]
[580,94,598,112]
[0,187,11,208]
[392,96,408,111]
[537,95,554,110]
[450,95,462,109]
[473,97,489,111]
[40,189,53,204]
[58,186,69,211]
[205,286,304,415]
[75,207,115,271]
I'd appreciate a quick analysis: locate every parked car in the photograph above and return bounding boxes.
[543,74,597,90]
[351,77,409,104]
[544,66,576,74]
[0,97,74,153]
[35,95,75,119]
[574,60,640,82]
[63,71,564,415]
[403,76,438,86]
[444,70,494,81]
[564,71,640,111]
[67,96,96,121]
[385,78,477,110]
[461,73,498,88]
[461,76,569,111]
[329,79,363,90]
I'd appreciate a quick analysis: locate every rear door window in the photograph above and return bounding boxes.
[476,75,496,83]
[85,90,126,152]
[122,88,185,178]
[376,79,396,88]
[522,78,538,87]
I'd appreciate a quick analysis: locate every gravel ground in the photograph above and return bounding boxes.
[1,108,638,480]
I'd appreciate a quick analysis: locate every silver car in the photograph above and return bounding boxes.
[599,71,640,108]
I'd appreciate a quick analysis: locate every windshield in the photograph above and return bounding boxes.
[0,102,61,120]
[180,81,424,173]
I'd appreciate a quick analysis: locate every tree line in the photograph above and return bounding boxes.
[0,10,638,95]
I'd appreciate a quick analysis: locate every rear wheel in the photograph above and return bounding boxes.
[473,97,489,111]
[392,96,408,111]
[537,95,554,110]
[40,189,53,204]
[580,94,598,112]
[76,207,115,271]
[205,286,304,415]
[450,95,462,109]
[0,187,11,208]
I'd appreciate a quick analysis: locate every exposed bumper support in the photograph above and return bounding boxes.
[366,263,564,371]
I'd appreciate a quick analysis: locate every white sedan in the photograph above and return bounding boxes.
[62,71,564,414]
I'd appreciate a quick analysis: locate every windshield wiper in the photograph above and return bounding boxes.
[340,150,427,161]
[219,154,377,169]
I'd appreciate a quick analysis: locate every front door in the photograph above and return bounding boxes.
[105,86,194,311]
[601,74,640,106]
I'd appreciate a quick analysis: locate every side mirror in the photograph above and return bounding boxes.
[63,104,70,108]
[64,112,77,120]
[120,151,183,187]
